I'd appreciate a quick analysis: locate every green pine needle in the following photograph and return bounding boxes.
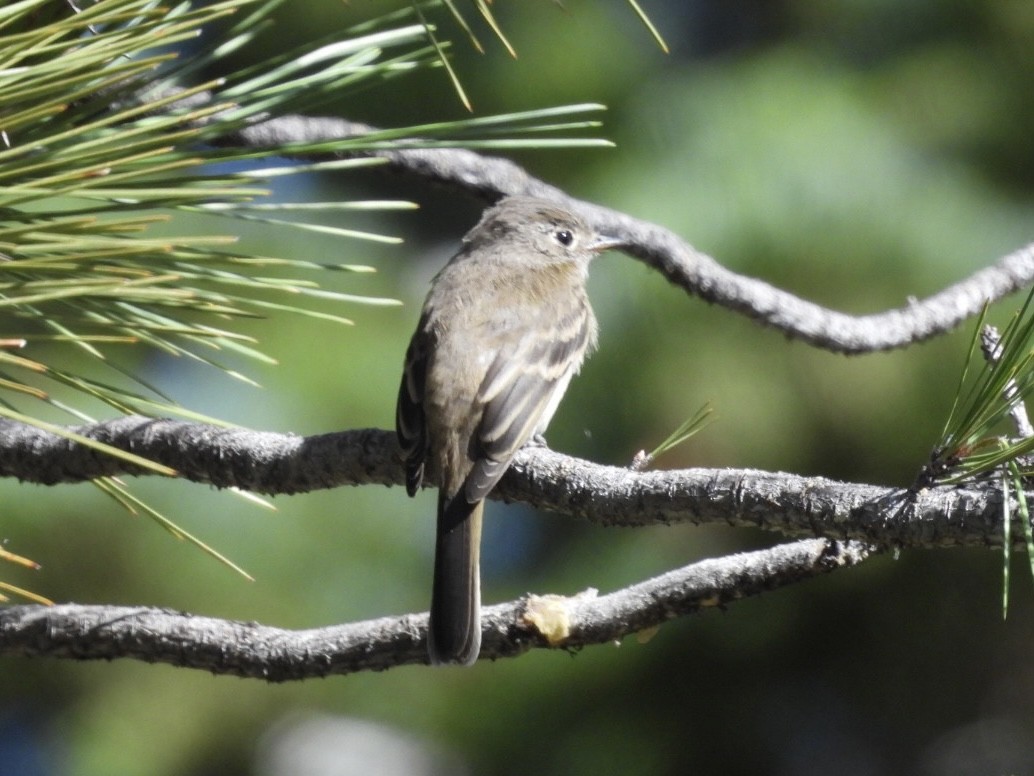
[924,286,1034,486]
[413,3,472,111]
[623,0,670,54]
[1002,467,1012,619]
[429,0,668,57]
[635,403,714,470]
[0,405,177,476]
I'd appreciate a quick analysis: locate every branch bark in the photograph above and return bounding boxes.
[228,115,1034,354]
[0,417,1005,547]
[0,538,870,678]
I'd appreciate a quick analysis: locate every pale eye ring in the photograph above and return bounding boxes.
[554,229,574,247]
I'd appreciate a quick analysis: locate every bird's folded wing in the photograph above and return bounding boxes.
[397,324,430,496]
[465,315,590,503]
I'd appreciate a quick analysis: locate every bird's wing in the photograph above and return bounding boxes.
[396,320,431,497]
[464,308,592,503]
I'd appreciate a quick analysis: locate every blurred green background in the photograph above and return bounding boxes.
[5,1,1034,774]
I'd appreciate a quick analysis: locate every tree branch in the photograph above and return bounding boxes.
[0,417,1006,548]
[228,115,1034,354]
[0,537,870,677]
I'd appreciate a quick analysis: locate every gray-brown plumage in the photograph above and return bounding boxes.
[396,196,622,666]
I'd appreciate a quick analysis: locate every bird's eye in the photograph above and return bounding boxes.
[554,229,574,247]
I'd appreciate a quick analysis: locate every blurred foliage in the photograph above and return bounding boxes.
[5,1,1034,776]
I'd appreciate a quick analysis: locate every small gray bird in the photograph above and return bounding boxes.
[396,196,622,666]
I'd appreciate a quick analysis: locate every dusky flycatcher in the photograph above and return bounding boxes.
[397,196,622,665]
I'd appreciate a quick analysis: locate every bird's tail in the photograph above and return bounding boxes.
[429,490,483,666]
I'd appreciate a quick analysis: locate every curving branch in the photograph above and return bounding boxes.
[229,115,1034,354]
[0,538,870,677]
[0,417,1006,548]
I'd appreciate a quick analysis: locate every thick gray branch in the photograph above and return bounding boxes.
[0,417,1005,547]
[0,538,870,678]
[229,115,1034,354]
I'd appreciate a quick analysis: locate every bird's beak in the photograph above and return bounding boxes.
[588,234,625,254]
